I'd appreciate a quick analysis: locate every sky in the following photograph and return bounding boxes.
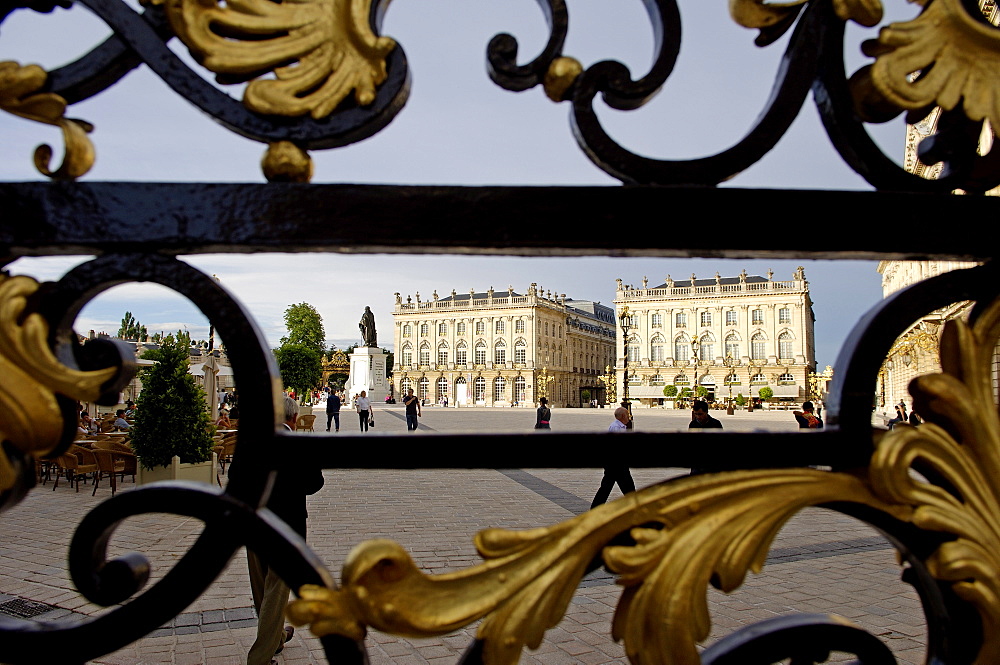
[1,1,920,368]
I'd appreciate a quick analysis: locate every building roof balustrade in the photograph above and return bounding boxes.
[619,279,805,301]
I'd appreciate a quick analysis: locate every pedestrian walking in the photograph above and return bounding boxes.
[534,397,551,430]
[325,390,341,432]
[356,390,372,432]
[591,407,636,508]
[689,400,723,429]
[230,396,324,665]
[403,388,422,431]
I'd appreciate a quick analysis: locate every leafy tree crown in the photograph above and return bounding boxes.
[131,331,214,469]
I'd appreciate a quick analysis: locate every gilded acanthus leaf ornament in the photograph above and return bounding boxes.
[730,0,883,32]
[869,295,1000,665]
[288,470,908,665]
[160,0,396,119]
[863,0,1000,132]
[0,274,117,492]
[0,61,95,180]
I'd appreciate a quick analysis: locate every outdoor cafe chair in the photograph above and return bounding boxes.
[92,441,136,485]
[52,446,99,492]
[295,414,316,431]
[90,447,136,496]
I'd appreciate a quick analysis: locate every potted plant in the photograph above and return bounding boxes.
[131,331,217,484]
[757,386,774,410]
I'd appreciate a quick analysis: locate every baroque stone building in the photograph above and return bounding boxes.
[876,261,983,422]
[613,269,816,407]
[392,284,615,407]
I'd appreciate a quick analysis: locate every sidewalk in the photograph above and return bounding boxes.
[0,409,926,664]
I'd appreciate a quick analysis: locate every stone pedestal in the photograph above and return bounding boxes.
[348,347,390,401]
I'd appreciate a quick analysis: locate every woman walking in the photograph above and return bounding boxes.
[356,390,372,432]
[534,397,551,430]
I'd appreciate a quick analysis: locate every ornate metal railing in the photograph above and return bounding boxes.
[2,0,1000,664]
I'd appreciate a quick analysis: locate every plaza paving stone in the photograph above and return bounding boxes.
[0,405,929,664]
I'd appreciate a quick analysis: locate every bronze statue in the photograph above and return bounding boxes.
[359,306,377,347]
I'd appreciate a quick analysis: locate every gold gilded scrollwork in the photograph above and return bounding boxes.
[0,61,95,180]
[860,0,1000,133]
[868,295,1000,665]
[158,0,395,119]
[289,470,909,665]
[730,0,883,31]
[0,274,117,492]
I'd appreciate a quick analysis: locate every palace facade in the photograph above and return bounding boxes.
[392,284,616,407]
[613,269,816,406]
[876,261,983,422]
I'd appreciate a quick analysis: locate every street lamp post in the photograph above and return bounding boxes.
[724,353,738,415]
[620,306,633,428]
[690,337,700,405]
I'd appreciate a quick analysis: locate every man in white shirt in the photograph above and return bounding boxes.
[591,407,635,508]
[608,407,629,432]
[356,390,372,432]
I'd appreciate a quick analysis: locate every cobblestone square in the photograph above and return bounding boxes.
[0,406,926,664]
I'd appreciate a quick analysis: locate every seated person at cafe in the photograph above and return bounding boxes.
[113,409,131,430]
[78,411,100,436]
[216,406,232,429]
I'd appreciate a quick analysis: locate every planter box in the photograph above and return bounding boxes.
[137,453,217,486]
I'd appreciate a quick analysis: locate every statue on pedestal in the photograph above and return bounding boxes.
[359,306,377,347]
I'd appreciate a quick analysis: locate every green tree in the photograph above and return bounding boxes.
[275,344,322,402]
[131,331,214,470]
[663,385,678,398]
[735,393,746,407]
[118,311,147,341]
[695,385,708,398]
[758,386,774,402]
[281,302,326,355]
[383,347,394,378]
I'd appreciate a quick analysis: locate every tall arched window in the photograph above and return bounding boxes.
[699,333,714,363]
[419,377,430,399]
[436,377,449,402]
[515,339,527,364]
[475,340,487,365]
[456,340,468,366]
[725,333,740,359]
[650,334,665,362]
[437,342,449,366]
[418,342,431,366]
[400,377,412,395]
[514,376,526,403]
[751,333,767,360]
[674,334,690,362]
[778,331,794,360]
[401,343,413,367]
[626,335,640,362]
[495,339,507,365]
[494,376,506,402]
[474,376,486,402]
